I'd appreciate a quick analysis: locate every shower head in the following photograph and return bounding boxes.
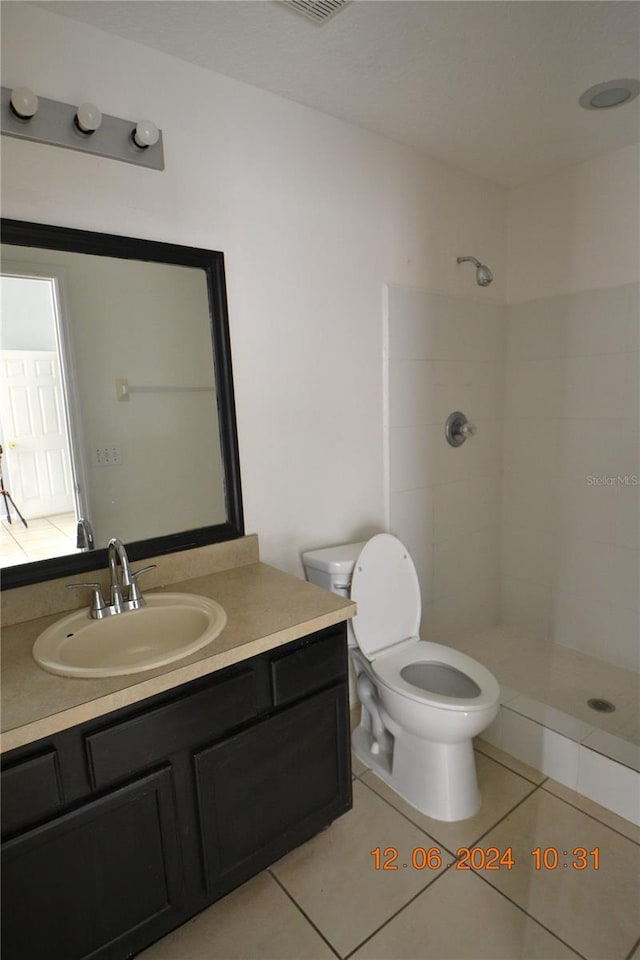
[456,256,493,287]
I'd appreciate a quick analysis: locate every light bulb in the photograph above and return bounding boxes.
[10,87,38,119]
[75,102,102,133]
[132,120,159,149]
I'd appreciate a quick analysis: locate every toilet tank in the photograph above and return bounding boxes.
[302,542,367,706]
[302,542,366,596]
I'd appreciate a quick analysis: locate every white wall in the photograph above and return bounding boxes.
[1,2,506,574]
[503,146,640,670]
[507,144,640,302]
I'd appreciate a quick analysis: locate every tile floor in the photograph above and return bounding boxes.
[139,742,640,960]
[0,511,76,566]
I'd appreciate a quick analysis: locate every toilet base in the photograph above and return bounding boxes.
[352,723,481,822]
[352,723,393,778]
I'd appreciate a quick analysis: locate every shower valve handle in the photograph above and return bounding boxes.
[445,411,477,447]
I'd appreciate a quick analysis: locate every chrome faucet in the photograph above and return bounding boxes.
[67,538,156,619]
[108,537,132,610]
[107,538,156,613]
[76,517,95,551]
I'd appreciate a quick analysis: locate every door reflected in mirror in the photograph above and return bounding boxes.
[0,220,243,588]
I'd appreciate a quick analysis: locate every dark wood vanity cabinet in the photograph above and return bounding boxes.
[2,768,182,960]
[1,623,352,960]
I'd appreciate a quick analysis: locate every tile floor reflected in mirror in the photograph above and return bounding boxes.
[0,511,76,566]
[139,744,640,960]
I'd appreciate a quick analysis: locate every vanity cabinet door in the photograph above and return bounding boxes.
[1,767,182,960]
[194,683,351,898]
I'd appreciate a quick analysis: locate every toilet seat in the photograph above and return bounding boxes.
[372,638,500,712]
[351,534,421,657]
[350,534,499,713]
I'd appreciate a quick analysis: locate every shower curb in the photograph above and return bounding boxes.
[481,691,640,826]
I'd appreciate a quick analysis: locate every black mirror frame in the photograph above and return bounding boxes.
[0,218,244,589]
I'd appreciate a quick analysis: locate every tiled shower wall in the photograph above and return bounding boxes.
[386,283,639,670]
[386,285,506,644]
[500,283,640,671]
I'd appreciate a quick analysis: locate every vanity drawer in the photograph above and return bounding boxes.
[1,750,64,837]
[270,625,347,707]
[85,667,259,789]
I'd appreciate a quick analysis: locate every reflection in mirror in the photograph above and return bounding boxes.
[0,220,243,588]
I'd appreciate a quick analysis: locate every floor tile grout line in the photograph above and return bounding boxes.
[353,769,578,953]
[355,774,458,860]
[352,760,638,957]
[0,525,22,546]
[359,762,637,868]
[467,782,542,848]
[266,773,632,960]
[341,870,447,960]
[267,868,342,960]
[473,782,639,960]
[473,743,549,786]
[472,866,590,960]
[539,782,640,848]
[275,773,467,959]
[357,764,541,857]
[343,837,591,960]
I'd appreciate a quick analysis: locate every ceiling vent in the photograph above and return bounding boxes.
[281,0,348,25]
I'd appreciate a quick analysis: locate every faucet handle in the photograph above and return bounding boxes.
[130,563,157,583]
[127,564,157,606]
[67,582,107,619]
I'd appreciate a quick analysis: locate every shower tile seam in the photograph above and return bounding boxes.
[499,702,640,774]
[580,739,640,775]
[501,701,596,744]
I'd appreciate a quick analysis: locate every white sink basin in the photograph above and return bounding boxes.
[33,592,227,678]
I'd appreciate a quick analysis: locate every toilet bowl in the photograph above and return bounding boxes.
[302,534,500,821]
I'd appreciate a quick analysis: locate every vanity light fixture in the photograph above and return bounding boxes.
[1,86,164,170]
[74,102,102,134]
[9,86,38,119]
[132,119,160,149]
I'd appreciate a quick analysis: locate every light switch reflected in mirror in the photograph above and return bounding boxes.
[0,220,243,588]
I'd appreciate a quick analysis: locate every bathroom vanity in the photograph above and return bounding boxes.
[0,546,354,960]
[0,222,354,958]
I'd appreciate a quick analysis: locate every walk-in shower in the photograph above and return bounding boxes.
[386,271,639,825]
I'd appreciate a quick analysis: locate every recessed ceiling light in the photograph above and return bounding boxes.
[579,78,640,110]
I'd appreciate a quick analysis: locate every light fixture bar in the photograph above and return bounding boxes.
[1,87,164,171]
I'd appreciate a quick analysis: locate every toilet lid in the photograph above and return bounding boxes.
[351,534,421,657]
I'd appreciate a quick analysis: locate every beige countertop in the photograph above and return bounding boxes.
[1,561,355,754]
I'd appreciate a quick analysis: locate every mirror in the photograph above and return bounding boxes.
[0,218,243,589]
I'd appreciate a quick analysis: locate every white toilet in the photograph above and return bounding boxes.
[302,534,500,821]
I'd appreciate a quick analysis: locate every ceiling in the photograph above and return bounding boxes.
[34,0,640,186]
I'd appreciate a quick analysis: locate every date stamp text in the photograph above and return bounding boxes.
[371,846,600,871]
